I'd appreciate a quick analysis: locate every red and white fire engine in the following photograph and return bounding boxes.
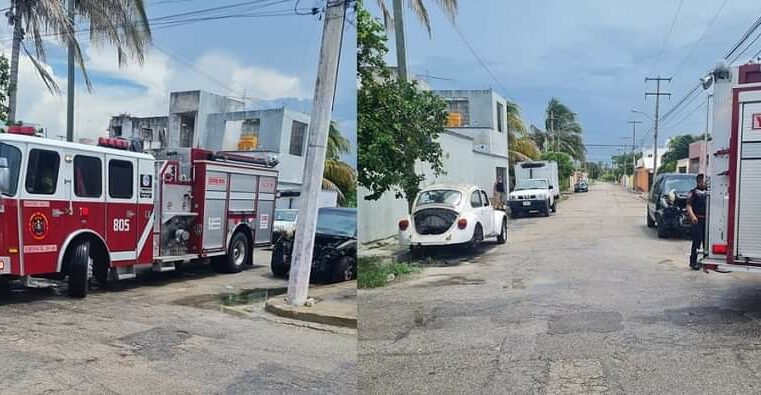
[700,61,761,272]
[0,127,278,297]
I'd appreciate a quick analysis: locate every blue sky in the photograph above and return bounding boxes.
[0,0,356,165]
[368,0,761,163]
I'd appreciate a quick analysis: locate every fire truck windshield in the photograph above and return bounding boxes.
[0,142,21,196]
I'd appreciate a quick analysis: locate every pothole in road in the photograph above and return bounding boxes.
[173,287,288,310]
[416,276,486,287]
[548,311,623,334]
[663,306,751,326]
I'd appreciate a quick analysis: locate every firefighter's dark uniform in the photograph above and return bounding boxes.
[687,187,707,269]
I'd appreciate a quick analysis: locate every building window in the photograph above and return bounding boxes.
[239,118,260,151]
[112,125,123,137]
[25,149,59,195]
[141,128,153,142]
[74,156,102,198]
[496,102,504,132]
[109,160,133,199]
[290,121,308,156]
[179,113,196,148]
[446,99,470,126]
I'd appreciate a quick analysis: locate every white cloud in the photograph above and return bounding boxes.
[4,41,309,142]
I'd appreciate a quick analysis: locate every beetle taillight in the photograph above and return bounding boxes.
[457,218,467,229]
[398,219,409,231]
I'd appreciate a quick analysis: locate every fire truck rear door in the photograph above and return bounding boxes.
[105,155,139,263]
[736,101,761,261]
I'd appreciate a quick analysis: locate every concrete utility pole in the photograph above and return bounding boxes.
[627,120,642,192]
[66,0,75,142]
[287,0,347,306]
[645,76,671,185]
[392,0,407,82]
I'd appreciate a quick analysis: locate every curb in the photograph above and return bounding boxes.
[265,297,357,328]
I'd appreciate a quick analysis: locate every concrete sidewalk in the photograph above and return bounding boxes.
[265,281,357,328]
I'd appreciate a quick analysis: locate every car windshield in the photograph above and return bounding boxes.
[663,177,695,193]
[316,209,357,237]
[514,179,548,191]
[415,190,462,206]
[275,209,297,221]
[0,142,22,196]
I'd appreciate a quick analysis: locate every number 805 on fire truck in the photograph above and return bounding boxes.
[0,130,278,298]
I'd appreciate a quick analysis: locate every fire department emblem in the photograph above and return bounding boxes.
[29,212,49,240]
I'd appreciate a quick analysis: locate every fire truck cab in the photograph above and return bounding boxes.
[0,131,277,297]
[701,61,761,272]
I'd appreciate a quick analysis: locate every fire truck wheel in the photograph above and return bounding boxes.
[68,242,91,298]
[214,232,250,274]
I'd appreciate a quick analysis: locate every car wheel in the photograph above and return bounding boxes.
[213,231,250,273]
[331,256,356,283]
[657,222,669,239]
[551,200,557,213]
[469,224,483,249]
[497,219,507,244]
[646,211,655,228]
[270,241,289,277]
[68,241,91,298]
[543,200,551,217]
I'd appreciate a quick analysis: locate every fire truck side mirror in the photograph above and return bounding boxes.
[0,158,9,193]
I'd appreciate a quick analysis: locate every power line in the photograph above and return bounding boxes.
[649,0,684,75]
[671,0,728,77]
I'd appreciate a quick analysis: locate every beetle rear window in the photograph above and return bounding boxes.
[416,190,462,207]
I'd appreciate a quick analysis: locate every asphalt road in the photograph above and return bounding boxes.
[359,183,761,393]
[0,250,356,394]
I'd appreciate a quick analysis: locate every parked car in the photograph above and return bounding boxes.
[272,209,298,242]
[508,178,556,217]
[574,180,589,192]
[398,184,508,250]
[647,173,696,238]
[270,208,356,282]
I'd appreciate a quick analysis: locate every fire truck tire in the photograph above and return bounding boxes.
[213,231,250,274]
[68,242,91,298]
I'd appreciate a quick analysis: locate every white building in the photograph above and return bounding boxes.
[636,146,667,170]
[108,90,335,209]
[358,88,510,244]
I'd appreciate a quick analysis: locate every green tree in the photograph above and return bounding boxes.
[584,161,602,180]
[544,98,586,161]
[506,100,540,163]
[0,53,9,122]
[358,1,446,212]
[611,151,642,177]
[6,0,152,121]
[657,134,699,173]
[541,151,574,191]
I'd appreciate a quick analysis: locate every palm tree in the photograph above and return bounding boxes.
[6,0,152,122]
[323,122,356,206]
[544,98,586,161]
[375,0,457,36]
[505,100,540,163]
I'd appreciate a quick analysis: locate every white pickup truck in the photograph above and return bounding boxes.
[398,183,508,250]
[508,178,556,217]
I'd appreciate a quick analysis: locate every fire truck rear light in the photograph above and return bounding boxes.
[398,219,409,231]
[8,248,17,254]
[457,218,468,229]
[712,243,728,255]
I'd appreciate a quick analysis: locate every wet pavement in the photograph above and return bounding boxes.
[359,183,761,393]
[0,249,356,393]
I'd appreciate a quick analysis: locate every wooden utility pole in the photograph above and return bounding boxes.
[66,0,75,142]
[392,0,407,82]
[287,0,347,306]
[645,76,671,185]
[627,120,642,192]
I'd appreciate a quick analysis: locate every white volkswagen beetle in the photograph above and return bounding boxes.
[398,183,508,249]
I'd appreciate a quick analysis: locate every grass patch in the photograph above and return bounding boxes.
[358,257,420,289]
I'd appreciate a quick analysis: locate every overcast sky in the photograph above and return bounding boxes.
[0,0,356,166]
[369,0,761,163]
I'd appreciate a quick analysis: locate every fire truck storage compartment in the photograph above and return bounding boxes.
[203,171,228,250]
[736,101,761,260]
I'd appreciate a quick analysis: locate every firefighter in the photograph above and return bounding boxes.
[686,173,707,270]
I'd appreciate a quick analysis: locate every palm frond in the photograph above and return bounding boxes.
[21,42,59,93]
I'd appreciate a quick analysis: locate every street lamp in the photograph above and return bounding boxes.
[630,109,653,121]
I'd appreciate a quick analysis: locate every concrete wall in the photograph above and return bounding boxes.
[358,186,409,244]
[634,167,651,193]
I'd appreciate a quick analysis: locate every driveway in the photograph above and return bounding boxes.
[359,183,761,393]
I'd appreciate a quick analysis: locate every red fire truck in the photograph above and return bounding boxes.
[0,130,278,297]
[700,61,761,272]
